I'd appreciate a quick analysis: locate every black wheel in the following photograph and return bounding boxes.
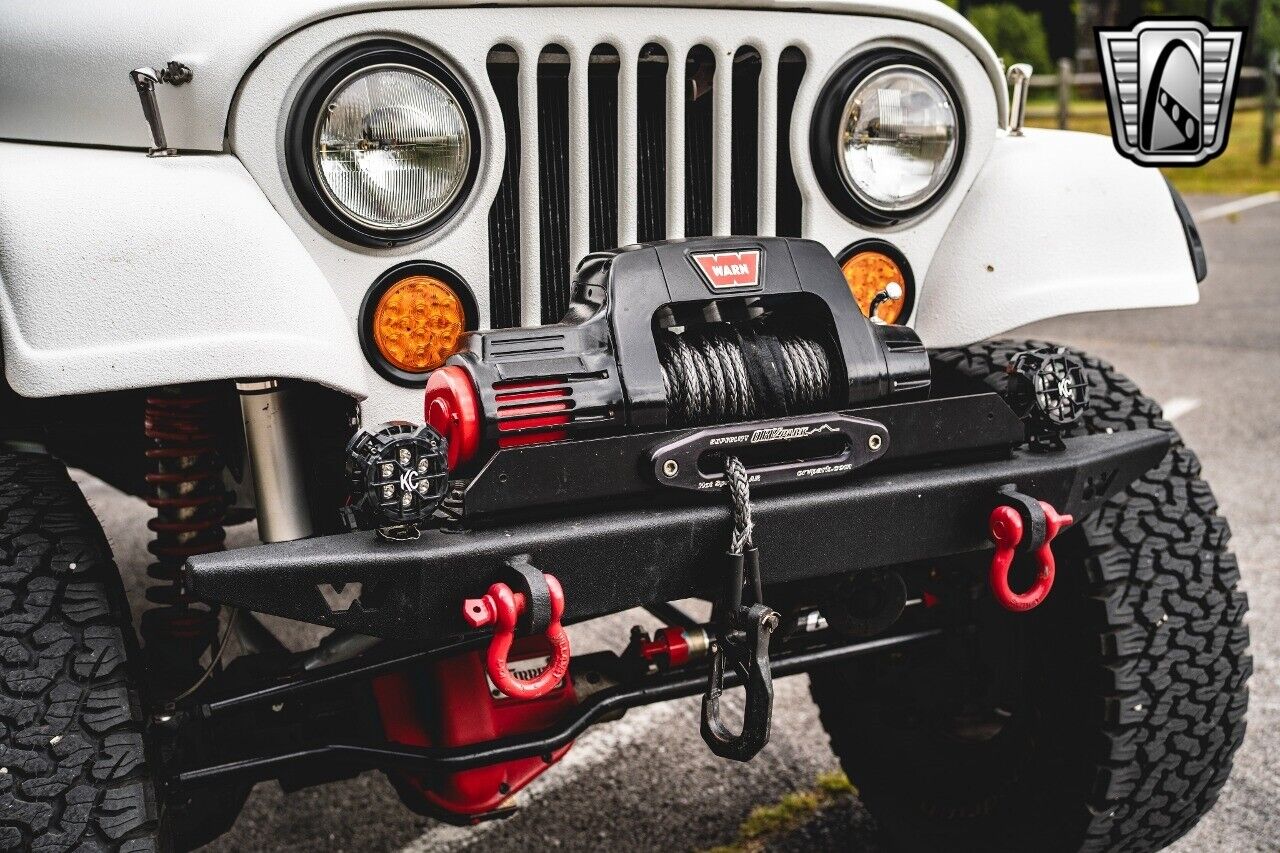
[0,451,163,851]
[810,340,1251,852]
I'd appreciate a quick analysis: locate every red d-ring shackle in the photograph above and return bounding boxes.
[988,501,1074,612]
[463,573,570,699]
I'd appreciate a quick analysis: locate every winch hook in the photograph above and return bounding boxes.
[988,486,1073,612]
[701,458,778,762]
[463,559,571,700]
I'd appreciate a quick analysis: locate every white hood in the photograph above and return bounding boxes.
[0,0,1003,152]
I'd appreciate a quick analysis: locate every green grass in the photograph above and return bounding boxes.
[702,771,857,853]
[1026,104,1280,196]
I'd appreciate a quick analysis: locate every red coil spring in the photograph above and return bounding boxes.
[140,387,229,692]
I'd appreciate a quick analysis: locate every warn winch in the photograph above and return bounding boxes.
[422,237,929,476]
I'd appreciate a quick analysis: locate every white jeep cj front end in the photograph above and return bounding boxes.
[0,4,1238,853]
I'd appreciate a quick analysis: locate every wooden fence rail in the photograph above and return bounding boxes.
[1025,57,1278,165]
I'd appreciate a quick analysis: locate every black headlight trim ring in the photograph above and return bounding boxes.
[359,260,479,388]
[810,49,967,228]
[286,40,481,248]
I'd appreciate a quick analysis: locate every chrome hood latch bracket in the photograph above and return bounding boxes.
[130,60,193,156]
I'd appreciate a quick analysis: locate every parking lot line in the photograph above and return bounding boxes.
[1195,191,1280,223]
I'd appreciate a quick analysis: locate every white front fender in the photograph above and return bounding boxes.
[914,128,1201,348]
[0,142,368,399]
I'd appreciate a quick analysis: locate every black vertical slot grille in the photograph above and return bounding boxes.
[684,45,715,238]
[730,47,761,236]
[588,46,620,252]
[488,38,805,327]
[537,46,572,324]
[636,44,668,243]
[486,47,521,329]
[776,47,806,238]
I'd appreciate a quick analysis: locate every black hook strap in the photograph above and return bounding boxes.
[502,554,552,635]
[996,484,1048,553]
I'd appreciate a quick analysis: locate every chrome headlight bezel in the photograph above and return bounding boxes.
[810,50,966,227]
[286,41,481,247]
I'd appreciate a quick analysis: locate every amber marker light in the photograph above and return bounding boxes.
[840,244,914,324]
[373,274,465,372]
[369,272,469,377]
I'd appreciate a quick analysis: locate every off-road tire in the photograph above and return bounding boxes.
[810,340,1250,852]
[0,451,162,851]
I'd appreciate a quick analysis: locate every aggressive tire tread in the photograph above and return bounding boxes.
[0,451,160,851]
[813,340,1250,852]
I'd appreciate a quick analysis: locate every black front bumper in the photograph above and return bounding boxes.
[187,414,1168,642]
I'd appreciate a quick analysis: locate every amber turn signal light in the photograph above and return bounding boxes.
[840,246,912,324]
[371,274,467,373]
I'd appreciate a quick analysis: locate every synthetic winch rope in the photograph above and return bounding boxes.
[722,455,766,621]
[657,321,833,427]
[725,456,754,555]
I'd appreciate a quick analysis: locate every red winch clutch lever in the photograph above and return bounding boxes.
[463,573,571,700]
[988,500,1073,612]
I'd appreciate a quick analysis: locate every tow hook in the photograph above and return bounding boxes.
[702,592,778,761]
[988,485,1073,612]
[463,557,571,700]
[701,457,778,762]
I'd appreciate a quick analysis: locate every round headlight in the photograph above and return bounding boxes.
[315,66,470,230]
[289,43,479,245]
[838,66,958,211]
[812,52,964,226]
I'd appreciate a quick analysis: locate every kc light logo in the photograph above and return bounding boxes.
[691,249,762,291]
[1096,18,1246,167]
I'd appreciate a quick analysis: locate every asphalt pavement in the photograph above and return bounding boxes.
[72,194,1279,852]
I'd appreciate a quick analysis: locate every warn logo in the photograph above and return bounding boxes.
[691,249,762,291]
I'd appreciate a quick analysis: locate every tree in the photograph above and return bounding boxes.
[1222,0,1280,60]
[967,4,1054,71]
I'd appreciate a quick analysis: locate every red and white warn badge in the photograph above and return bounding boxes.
[690,249,762,291]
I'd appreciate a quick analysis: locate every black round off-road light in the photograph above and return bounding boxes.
[1006,348,1090,447]
[344,421,449,531]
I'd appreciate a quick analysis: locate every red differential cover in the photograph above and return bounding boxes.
[372,638,576,821]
